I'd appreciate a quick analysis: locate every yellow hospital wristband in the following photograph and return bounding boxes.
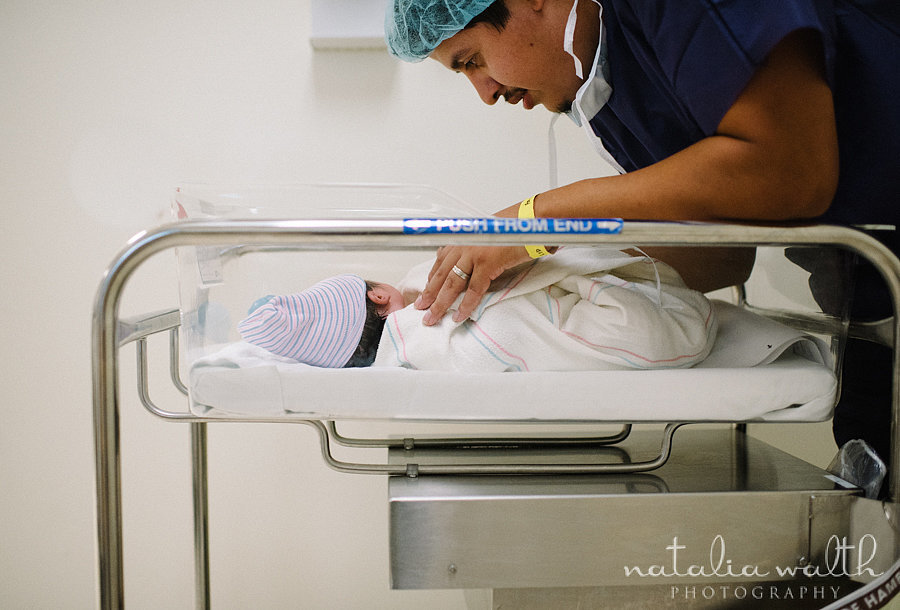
[517,195,551,258]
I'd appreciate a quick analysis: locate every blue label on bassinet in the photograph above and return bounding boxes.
[402,217,623,235]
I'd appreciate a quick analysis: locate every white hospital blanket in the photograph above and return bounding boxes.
[374,247,716,372]
[189,301,837,423]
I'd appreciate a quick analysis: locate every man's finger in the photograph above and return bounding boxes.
[423,271,468,326]
[426,246,450,282]
[417,255,457,310]
[452,273,491,322]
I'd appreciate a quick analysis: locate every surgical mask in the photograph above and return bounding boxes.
[549,0,625,184]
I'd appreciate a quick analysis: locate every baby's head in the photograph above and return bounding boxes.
[237,274,402,368]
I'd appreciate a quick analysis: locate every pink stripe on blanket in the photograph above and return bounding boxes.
[387,313,412,367]
[467,321,530,372]
[560,305,716,367]
[474,261,538,318]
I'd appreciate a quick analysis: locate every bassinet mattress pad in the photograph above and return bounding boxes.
[188,302,838,423]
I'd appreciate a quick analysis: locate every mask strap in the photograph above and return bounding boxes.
[563,0,584,79]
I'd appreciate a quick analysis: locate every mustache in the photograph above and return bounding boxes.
[500,88,573,114]
[501,87,528,104]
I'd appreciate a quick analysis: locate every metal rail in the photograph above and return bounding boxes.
[92,220,900,609]
[130,321,649,468]
[325,421,633,450]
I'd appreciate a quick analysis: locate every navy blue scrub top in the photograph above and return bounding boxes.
[591,0,900,233]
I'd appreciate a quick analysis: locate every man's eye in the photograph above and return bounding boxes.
[452,56,480,73]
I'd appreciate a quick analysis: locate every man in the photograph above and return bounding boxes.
[386,0,899,464]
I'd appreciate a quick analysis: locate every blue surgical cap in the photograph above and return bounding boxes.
[385,0,496,62]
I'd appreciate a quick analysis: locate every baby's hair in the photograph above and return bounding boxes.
[343,281,388,368]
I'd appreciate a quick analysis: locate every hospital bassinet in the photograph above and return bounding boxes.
[93,184,900,608]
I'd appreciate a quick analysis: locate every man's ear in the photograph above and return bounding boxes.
[511,0,546,13]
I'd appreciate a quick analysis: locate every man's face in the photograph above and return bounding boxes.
[430,2,586,113]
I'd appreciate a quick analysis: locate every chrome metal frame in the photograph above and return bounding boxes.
[325,420,634,450]
[92,220,900,609]
[128,312,636,449]
[130,321,657,473]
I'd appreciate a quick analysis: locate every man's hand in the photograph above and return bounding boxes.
[416,244,532,325]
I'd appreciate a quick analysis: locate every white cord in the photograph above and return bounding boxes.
[631,247,664,306]
[548,113,561,189]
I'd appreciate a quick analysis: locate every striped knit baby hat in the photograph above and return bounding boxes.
[237,274,367,368]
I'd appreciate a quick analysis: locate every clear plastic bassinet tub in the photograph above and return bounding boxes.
[172,183,849,424]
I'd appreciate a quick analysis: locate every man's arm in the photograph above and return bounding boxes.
[535,29,838,222]
[419,29,838,324]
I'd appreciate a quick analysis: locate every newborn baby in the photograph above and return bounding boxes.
[237,247,718,372]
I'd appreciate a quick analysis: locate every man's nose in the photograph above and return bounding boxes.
[466,71,502,105]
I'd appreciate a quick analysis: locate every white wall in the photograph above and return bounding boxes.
[0,2,836,608]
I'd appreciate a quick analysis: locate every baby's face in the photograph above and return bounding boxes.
[367,283,405,316]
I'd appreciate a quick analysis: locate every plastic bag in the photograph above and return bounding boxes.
[828,439,887,499]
